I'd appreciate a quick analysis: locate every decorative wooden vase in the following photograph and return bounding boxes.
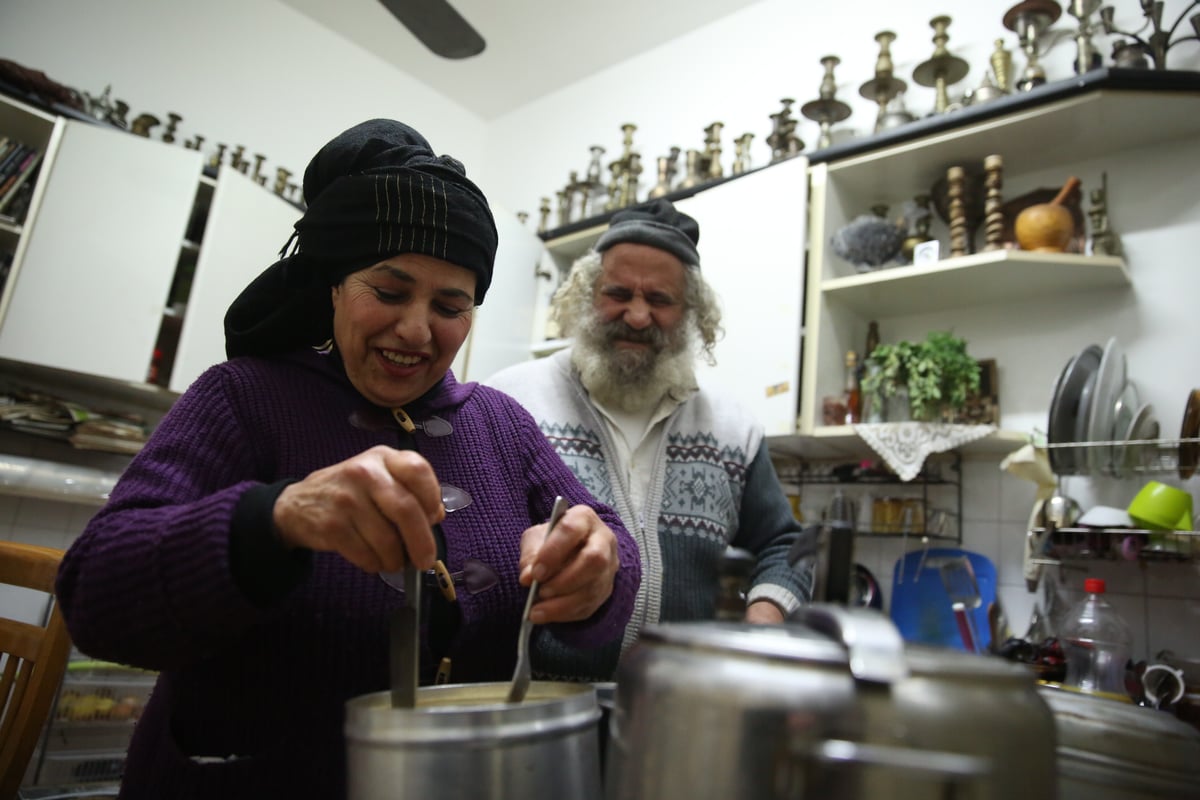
[1015,176,1080,252]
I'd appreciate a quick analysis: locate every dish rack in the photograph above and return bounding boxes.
[24,653,156,792]
[1030,525,1199,564]
[1045,436,1200,478]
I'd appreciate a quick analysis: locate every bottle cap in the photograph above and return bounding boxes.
[1084,577,1106,593]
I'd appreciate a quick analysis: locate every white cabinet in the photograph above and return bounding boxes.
[674,156,807,437]
[454,207,545,383]
[0,97,201,384]
[168,166,301,392]
[527,157,808,435]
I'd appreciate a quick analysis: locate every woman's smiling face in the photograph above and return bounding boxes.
[331,254,476,408]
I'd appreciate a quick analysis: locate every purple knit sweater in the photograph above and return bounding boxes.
[55,349,640,799]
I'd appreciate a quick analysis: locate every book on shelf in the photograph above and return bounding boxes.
[0,146,41,215]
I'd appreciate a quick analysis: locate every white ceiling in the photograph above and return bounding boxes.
[279,0,764,120]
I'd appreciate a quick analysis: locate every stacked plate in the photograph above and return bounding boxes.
[1048,337,1156,476]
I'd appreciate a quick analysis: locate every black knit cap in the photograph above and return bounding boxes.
[224,119,498,358]
[595,198,701,268]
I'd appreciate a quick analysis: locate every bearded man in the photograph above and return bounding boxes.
[486,198,813,681]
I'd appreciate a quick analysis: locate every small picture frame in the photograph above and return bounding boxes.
[955,358,999,425]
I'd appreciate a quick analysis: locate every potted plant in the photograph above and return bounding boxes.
[861,331,982,422]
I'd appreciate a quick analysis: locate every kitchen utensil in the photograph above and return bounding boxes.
[346,682,603,800]
[1084,336,1126,474]
[939,555,982,652]
[1040,488,1083,528]
[890,548,997,651]
[606,609,1056,800]
[1179,388,1200,480]
[508,495,569,704]
[1076,505,1133,528]
[1114,401,1159,478]
[1048,345,1103,474]
[1038,683,1200,799]
[390,562,420,709]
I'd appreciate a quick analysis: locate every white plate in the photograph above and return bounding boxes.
[1114,402,1159,478]
[1085,337,1126,475]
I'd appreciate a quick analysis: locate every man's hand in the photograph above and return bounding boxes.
[744,599,786,624]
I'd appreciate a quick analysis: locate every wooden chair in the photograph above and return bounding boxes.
[0,542,72,799]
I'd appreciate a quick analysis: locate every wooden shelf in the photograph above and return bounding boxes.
[821,250,1129,317]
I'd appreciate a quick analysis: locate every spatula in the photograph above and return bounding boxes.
[507,496,569,703]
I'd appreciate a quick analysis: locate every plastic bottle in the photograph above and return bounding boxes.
[1060,578,1133,697]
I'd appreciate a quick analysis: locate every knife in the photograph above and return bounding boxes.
[390,560,421,708]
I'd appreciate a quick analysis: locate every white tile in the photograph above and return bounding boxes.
[14,497,76,532]
[998,473,1039,526]
[1141,560,1200,600]
[960,520,1002,571]
[12,526,73,551]
[0,495,19,526]
[996,522,1033,588]
[1145,596,1200,660]
[961,456,1001,522]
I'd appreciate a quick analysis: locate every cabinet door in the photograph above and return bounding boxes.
[169,167,301,392]
[674,156,808,437]
[0,120,201,383]
[454,208,543,382]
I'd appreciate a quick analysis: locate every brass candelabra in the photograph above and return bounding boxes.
[1101,0,1200,69]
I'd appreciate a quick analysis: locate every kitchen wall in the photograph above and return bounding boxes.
[2,0,1199,663]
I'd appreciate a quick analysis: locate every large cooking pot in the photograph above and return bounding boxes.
[345,681,602,799]
[606,606,1056,800]
[1038,684,1200,799]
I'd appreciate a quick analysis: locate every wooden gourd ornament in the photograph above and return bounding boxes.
[1015,175,1080,252]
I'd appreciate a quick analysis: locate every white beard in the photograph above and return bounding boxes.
[571,317,697,413]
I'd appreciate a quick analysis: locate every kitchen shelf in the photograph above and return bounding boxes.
[821,250,1129,318]
[769,426,1027,461]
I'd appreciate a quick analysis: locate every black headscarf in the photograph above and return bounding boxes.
[224,119,498,359]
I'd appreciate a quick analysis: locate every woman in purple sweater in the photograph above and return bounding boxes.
[54,119,640,799]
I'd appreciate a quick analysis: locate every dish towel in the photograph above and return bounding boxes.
[853,422,998,481]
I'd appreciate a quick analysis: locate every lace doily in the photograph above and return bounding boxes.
[852,422,998,481]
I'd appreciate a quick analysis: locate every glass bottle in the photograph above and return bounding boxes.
[1061,578,1133,697]
[842,350,861,424]
[864,321,881,361]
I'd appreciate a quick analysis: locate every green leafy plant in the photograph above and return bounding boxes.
[861,331,981,422]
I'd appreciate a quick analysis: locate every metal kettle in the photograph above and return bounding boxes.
[606,606,1056,800]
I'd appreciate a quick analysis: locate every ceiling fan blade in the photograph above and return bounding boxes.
[378,0,486,59]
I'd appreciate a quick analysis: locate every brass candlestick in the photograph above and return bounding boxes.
[912,16,970,114]
[647,146,681,199]
[766,98,804,162]
[983,154,1006,250]
[701,121,724,181]
[677,149,705,191]
[991,39,1015,92]
[859,31,908,132]
[1100,0,1200,70]
[1004,0,1063,90]
[732,133,754,174]
[1068,0,1104,73]
[537,197,551,233]
[947,165,969,257]
[801,55,852,149]
[161,112,182,144]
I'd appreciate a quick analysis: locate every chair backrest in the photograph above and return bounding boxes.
[0,541,72,799]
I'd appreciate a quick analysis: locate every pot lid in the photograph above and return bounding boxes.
[1038,684,1200,775]
[643,606,911,684]
[640,621,850,670]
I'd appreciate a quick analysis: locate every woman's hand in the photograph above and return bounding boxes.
[518,504,620,624]
[272,445,445,573]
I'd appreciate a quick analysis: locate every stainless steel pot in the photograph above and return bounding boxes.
[346,681,601,799]
[1038,684,1200,799]
[606,606,1056,800]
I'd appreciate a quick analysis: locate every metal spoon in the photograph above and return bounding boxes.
[507,496,569,704]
